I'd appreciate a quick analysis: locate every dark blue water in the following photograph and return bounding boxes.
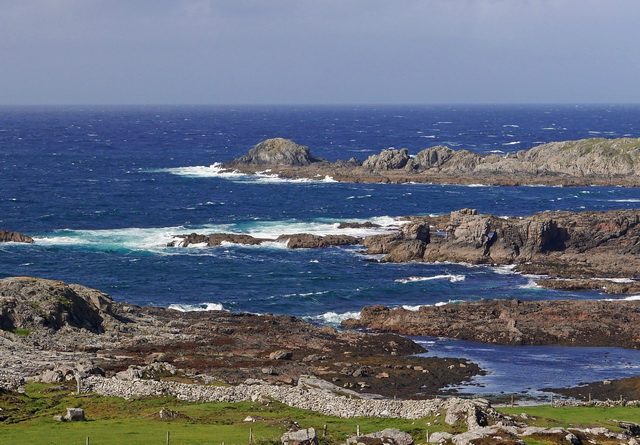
[1,105,639,393]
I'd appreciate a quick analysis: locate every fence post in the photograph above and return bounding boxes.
[323,425,327,437]
[166,431,170,445]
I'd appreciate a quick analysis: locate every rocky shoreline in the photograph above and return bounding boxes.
[342,299,640,348]
[167,207,640,295]
[0,277,479,399]
[220,137,640,187]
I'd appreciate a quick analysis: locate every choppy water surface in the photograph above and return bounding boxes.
[2,105,639,395]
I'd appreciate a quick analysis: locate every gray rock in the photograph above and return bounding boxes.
[281,427,317,445]
[565,433,581,445]
[65,408,85,421]
[428,432,453,443]
[230,138,324,167]
[363,148,410,171]
[348,428,413,445]
[269,350,293,360]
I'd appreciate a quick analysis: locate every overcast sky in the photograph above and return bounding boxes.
[1,0,639,105]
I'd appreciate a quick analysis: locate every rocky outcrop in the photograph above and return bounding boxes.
[0,230,34,243]
[363,148,411,171]
[0,277,118,334]
[222,137,640,186]
[342,299,640,348]
[225,138,325,167]
[363,208,640,282]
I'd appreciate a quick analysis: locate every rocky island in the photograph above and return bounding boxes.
[220,137,640,187]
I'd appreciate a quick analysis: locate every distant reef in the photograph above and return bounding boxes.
[222,137,640,186]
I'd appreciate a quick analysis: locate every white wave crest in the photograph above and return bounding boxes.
[161,163,247,178]
[315,311,361,325]
[491,264,517,275]
[395,274,465,284]
[602,295,640,302]
[168,303,226,312]
[611,199,640,203]
[402,299,464,311]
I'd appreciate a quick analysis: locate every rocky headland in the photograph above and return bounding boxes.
[220,137,640,186]
[0,277,479,399]
[342,299,640,348]
[366,208,640,293]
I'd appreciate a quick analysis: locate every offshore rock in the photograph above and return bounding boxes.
[342,299,640,348]
[276,234,360,249]
[169,233,268,247]
[0,230,34,243]
[226,138,324,167]
[169,232,361,249]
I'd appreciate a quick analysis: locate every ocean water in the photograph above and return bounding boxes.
[1,104,639,395]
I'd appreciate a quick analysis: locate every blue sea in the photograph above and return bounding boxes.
[1,104,640,396]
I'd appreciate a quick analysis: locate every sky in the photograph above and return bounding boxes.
[1,0,639,105]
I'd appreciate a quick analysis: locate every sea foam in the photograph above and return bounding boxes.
[168,303,226,312]
[395,274,465,284]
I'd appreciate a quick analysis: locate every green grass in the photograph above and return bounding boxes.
[500,405,640,430]
[0,383,453,445]
[4,384,640,444]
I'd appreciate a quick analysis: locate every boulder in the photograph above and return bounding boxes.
[281,427,318,445]
[65,408,85,421]
[269,350,293,360]
[347,428,414,445]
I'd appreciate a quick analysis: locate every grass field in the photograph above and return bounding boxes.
[1,383,639,444]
